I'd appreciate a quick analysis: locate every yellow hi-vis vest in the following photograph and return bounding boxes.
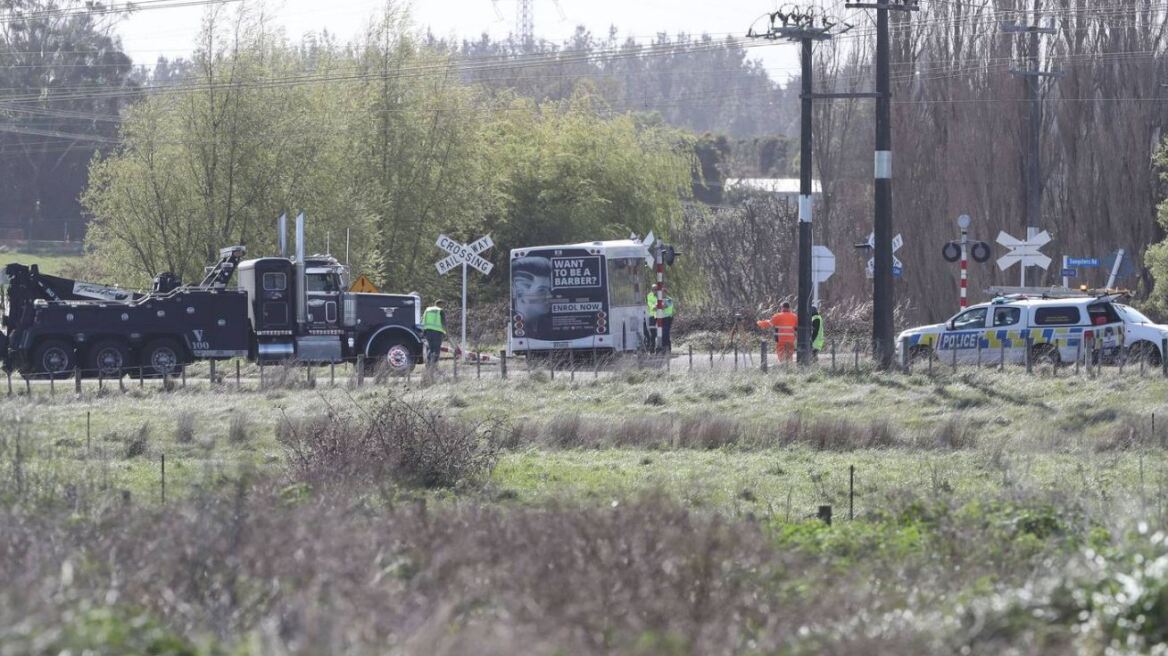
[422,306,445,333]
[812,314,825,350]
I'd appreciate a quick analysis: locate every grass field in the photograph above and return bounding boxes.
[0,249,84,276]
[3,367,1168,653]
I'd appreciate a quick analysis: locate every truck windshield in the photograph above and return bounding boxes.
[306,272,340,293]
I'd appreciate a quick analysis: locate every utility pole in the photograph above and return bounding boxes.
[846,0,918,369]
[748,7,856,365]
[1003,8,1059,287]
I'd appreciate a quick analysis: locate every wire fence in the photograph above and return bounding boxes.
[3,331,1167,399]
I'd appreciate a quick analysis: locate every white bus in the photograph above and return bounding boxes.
[509,239,653,357]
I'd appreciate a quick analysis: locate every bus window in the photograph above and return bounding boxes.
[608,258,644,307]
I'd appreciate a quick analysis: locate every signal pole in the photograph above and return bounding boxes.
[748,8,855,365]
[1003,12,1059,287]
[846,0,918,369]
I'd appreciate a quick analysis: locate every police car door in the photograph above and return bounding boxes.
[988,304,1024,365]
[938,306,989,363]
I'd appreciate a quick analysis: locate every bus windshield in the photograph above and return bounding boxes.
[608,258,644,307]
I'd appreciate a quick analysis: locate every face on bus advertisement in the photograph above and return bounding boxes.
[512,256,552,321]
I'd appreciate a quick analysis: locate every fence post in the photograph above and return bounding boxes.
[688,344,693,372]
[476,351,482,380]
[139,366,145,388]
[330,362,335,387]
[97,369,103,391]
[210,360,217,386]
[6,370,11,396]
[854,342,860,373]
[356,356,364,386]
[900,337,910,373]
[1162,338,1167,378]
[817,505,833,526]
[733,343,738,371]
[74,366,81,394]
[849,465,855,520]
[236,360,241,388]
[976,339,982,369]
[950,342,957,372]
[49,373,54,396]
[999,341,1005,371]
[500,350,508,380]
[181,366,186,388]
[1025,336,1033,374]
[1075,338,1082,376]
[160,453,166,505]
[24,376,30,396]
[709,346,713,369]
[760,340,768,372]
[831,341,837,372]
[1140,350,1146,377]
[927,345,933,375]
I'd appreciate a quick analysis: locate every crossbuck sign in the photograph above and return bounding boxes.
[435,234,494,357]
[996,228,1051,286]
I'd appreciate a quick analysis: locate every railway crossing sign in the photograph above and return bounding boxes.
[435,233,494,358]
[996,228,1051,285]
[435,234,494,275]
[865,233,904,279]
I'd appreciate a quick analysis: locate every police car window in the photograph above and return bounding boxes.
[1034,307,1081,325]
[306,273,339,293]
[1087,302,1120,325]
[262,272,286,291]
[1118,305,1152,324]
[952,307,987,330]
[993,307,1021,327]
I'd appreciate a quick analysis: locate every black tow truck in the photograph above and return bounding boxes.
[1,215,425,377]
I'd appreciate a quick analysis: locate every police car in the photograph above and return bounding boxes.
[896,290,1168,366]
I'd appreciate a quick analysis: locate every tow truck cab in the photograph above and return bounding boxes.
[237,255,422,370]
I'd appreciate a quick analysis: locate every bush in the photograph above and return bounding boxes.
[279,394,501,489]
[228,413,250,444]
[174,412,196,444]
[124,423,150,459]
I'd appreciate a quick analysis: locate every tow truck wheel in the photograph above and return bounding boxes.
[141,338,185,378]
[1129,341,1163,367]
[31,339,75,379]
[368,339,416,376]
[88,339,129,378]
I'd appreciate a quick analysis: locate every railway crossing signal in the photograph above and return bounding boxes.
[435,233,494,358]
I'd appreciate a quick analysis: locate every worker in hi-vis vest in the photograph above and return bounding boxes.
[810,306,825,359]
[422,300,446,367]
[756,301,797,362]
[646,289,676,354]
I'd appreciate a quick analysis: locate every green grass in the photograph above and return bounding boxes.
[1,250,84,276]
[6,367,1168,507]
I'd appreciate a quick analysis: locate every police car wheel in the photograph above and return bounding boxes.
[88,340,129,378]
[1129,341,1162,367]
[1031,344,1060,366]
[908,346,933,364]
[31,339,75,379]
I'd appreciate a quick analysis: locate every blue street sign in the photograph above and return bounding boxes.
[1067,257,1099,268]
[1061,268,1077,278]
[892,265,903,278]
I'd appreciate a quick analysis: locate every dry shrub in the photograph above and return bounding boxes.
[174,412,196,444]
[678,415,743,449]
[279,394,501,490]
[124,423,150,459]
[228,413,251,444]
[922,418,978,450]
[1096,414,1156,452]
[781,414,895,450]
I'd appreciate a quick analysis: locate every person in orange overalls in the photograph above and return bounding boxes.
[756,302,798,362]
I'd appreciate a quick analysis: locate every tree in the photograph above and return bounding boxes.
[0,0,136,241]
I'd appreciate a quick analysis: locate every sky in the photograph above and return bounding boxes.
[113,0,803,81]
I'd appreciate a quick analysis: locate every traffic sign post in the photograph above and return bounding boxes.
[811,245,835,306]
[434,233,494,358]
[996,227,1052,285]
